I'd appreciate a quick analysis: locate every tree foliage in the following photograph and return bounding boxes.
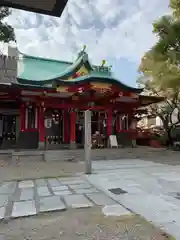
[0,7,15,43]
[138,0,180,143]
[170,0,180,19]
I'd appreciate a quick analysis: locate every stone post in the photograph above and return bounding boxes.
[38,107,45,149]
[84,110,92,174]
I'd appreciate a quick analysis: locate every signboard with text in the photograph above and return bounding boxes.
[109,135,118,148]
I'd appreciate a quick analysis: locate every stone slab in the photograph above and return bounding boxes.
[75,188,99,194]
[102,205,131,216]
[47,179,60,187]
[0,195,9,207]
[0,207,5,219]
[39,196,66,212]
[86,193,117,206]
[69,183,92,190]
[64,194,93,208]
[54,191,72,196]
[20,188,34,201]
[19,180,34,188]
[0,182,16,194]
[35,179,47,186]
[51,186,69,191]
[61,180,86,185]
[12,200,36,218]
[120,186,143,194]
[157,222,180,239]
[37,186,51,197]
[0,235,6,240]
[147,208,180,224]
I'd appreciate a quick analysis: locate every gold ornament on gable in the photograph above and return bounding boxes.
[77,65,89,75]
[68,65,89,80]
[56,86,68,92]
[90,82,112,92]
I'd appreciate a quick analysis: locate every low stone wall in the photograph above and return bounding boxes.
[12,151,44,162]
[0,147,138,162]
[44,148,132,162]
[0,150,12,161]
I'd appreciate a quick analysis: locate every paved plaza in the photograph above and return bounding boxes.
[86,159,180,239]
[0,175,130,220]
[1,158,180,239]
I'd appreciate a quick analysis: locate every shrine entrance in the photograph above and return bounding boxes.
[0,114,18,149]
[91,111,107,148]
[91,111,106,135]
[44,108,63,145]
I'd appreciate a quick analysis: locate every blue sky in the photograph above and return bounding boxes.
[6,0,170,87]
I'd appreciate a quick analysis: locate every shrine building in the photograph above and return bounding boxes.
[0,46,162,149]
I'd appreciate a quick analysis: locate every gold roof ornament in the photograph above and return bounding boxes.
[83,45,86,52]
[91,82,112,91]
[76,45,87,60]
[101,60,106,66]
[56,86,68,92]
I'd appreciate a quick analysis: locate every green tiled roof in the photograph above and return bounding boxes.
[18,51,111,82]
[17,51,143,93]
[18,54,72,81]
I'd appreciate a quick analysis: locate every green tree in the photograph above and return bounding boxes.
[138,2,180,144]
[170,0,180,19]
[0,7,15,43]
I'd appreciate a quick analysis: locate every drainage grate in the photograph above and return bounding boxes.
[168,192,180,200]
[175,192,180,200]
[108,188,127,195]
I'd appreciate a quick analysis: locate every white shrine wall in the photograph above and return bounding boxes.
[0,46,18,84]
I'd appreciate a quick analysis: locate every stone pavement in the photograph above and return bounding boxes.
[85,159,180,239]
[0,176,131,220]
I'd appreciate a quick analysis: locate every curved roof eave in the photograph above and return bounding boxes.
[68,75,143,93]
[2,0,68,17]
[17,75,143,93]
[139,95,164,105]
[11,82,56,91]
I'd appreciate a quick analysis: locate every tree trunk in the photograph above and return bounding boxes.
[160,117,173,147]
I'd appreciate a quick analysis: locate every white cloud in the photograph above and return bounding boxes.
[4,0,170,66]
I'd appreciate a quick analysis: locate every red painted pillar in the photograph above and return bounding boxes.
[107,109,112,136]
[38,107,45,146]
[63,110,69,144]
[20,104,25,132]
[70,110,76,148]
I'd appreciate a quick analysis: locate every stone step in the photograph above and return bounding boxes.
[0,148,137,162]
